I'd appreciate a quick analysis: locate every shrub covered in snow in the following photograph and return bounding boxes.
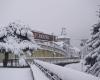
[0,21,39,66]
[84,22,100,77]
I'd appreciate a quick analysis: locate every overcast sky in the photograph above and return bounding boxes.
[0,0,100,48]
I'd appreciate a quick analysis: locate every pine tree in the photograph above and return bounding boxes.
[84,8,100,77]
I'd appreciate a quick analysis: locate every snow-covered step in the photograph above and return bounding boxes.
[34,62,62,80]
[35,60,100,80]
[30,64,50,80]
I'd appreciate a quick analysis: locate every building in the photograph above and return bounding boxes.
[32,30,65,57]
[31,28,80,58]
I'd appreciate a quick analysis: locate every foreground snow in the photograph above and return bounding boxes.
[35,60,99,80]
[0,68,33,80]
[0,60,99,80]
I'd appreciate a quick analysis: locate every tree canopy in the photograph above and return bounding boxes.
[0,22,39,56]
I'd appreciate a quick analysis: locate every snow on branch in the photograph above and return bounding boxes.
[84,21,100,77]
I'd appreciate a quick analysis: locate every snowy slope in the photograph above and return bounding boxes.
[0,68,33,80]
[35,60,100,80]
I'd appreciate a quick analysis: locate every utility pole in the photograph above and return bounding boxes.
[51,33,55,58]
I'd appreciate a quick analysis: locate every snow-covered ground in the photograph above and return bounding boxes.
[0,68,33,80]
[65,60,87,72]
[65,63,83,71]
[35,60,99,80]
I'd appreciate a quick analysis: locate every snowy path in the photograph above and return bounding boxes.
[35,60,100,80]
[0,68,33,80]
[30,62,62,80]
[34,62,62,80]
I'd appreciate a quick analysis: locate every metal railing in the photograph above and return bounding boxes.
[26,57,80,64]
[0,57,80,67]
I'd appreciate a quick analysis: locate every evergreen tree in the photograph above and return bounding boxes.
[84,9,100,76]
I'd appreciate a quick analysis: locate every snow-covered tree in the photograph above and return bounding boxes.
[0,22,39,67]
[84,22,100,77]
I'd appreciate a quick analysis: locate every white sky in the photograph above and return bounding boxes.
[0,0,100,48]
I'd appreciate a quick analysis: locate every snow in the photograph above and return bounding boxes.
[30,64,49,80]
[72,47,80,52]
[65,60,88,72]
[19,55,27,66]
[35,60,99,80]
[65,63,82,71]
[0,26,7,38]
[58,35,70,39]
[92,39,100,48]
[55,41,64,47]
[92,32,100,39]
[0,68,33,80]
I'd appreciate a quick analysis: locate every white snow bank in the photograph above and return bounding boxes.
[65,63,82,71]
[0,68,33,80]
[30,64,49,80]
[35,60,99,80]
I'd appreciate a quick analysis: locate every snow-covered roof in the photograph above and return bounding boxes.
[54,41,64,47]
[58,35,70,39]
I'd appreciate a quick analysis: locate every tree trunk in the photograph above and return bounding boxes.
[3,52,9,67]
